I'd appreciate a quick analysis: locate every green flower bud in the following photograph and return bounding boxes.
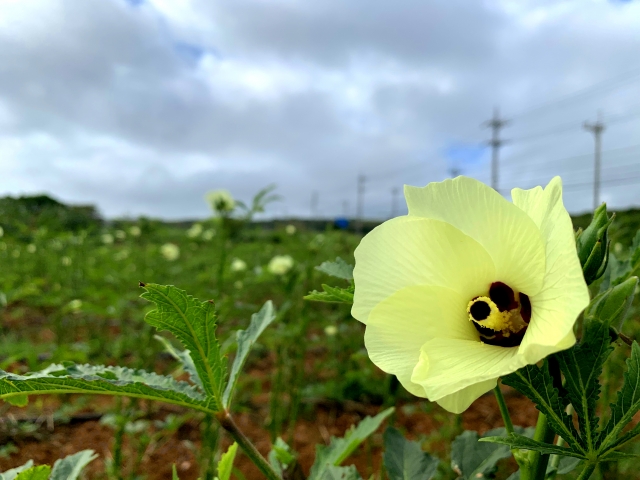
[576,203,614,285]
[585,276,638,333]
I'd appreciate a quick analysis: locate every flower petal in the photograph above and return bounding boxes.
[435,379,497,414]
[352,216,496,324]
[511,177,590,356]
[411,338,528,400]
[365,285,478,397]
[404,177,546,296]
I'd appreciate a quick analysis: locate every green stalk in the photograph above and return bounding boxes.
[216,410,282,480]
[523,412,556,480]
[575,463,596,480]
[493,384,514,435]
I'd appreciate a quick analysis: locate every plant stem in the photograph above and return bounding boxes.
[493,384,514,435]
[529,413,556,480]
[216,410,282,480]
[576,463,596,480]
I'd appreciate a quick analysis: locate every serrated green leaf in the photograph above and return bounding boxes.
[269,437,296,476]
[154,335,204,391]
[304,284,354,304]
[140,284,226,407]
[223,301,276,407]
[383,427,439,480]
[503,363,584,454]
[0,461,34,480]
[480,434,585,459]
[15,466,51,480]
[50,450,98,480]
[599,342,640,454]
[320,465,363,480]
[315,258,354,281]
[555,321,612,451]
[0,363,213,413]
[217,442,238,480]
[309,408,394,480]
[451,430,512,479]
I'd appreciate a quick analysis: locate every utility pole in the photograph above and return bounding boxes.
[310,191,319,218]
[583,111,606,211]
[356,175,366,233]
[483,107,509,192]
[391,187,400,218]
[449,167,461,178]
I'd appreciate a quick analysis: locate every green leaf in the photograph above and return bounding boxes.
[383,427,439,480]
[451,430,512,479]
[555,321,613,451]
[222,301,276,408]
[612,230,640,286]
[503,363,584,454]
[140,284,226,407]
[0,363,213,413]
[304,284,354,304]
[480,434,585,459]
[154,335,204,391]
[0,461,34,480]
[547,456,582,476]
[172,465,179,480]
[586,277,638,332]
[598,341,640,454]
[320,465,363,480]
[15,466,51,480]
[50,450,98,480]
[309,407,394,480]
[315,258,354,281]
[217,442,238,480]
[269,437,296,476]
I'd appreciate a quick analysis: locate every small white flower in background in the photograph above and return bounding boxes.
[234,280,243,290]
[115,230,127,240]
[102,233,114,245]
[27,244,37,253]
[230,258,247,272]
[285,224,297,235]
[61,256,72,266]
[50,239,63,250]
[324,325,338,336]
[268,255,294,275]
[186,223,203,238]
[129,225,142,237]
[205,190,235,214]
[614,242,623,255]
[160,243,180,261]
[202,229,216,241]
[0,226,4,237]
[68,299,82,311]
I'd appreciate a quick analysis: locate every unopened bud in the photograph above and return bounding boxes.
[585,276,638,333]
[576,203,614,285]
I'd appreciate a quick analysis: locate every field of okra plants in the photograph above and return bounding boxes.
[1,178,640,480]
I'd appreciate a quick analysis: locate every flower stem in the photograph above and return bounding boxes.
[216,410,282,480]
[576,463,596,480]
[530,413,556,480]
[493,384,514,435]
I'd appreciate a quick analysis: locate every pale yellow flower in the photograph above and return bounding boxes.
[285,224,297,235]
[230,258,247,272]
[160,243,180,261]
[352,177,589,413]
[268,255,294,275]
[324,325,338,336]
[205,190,235,214]
[129,226,142,237]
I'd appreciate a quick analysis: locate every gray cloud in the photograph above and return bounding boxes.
[0,0,639,220]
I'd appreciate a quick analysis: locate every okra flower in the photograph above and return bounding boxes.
[352,176,589,413]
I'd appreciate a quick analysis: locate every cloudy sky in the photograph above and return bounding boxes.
[1,0,639,220]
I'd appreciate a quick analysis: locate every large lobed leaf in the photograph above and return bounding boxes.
[555,321,613,452]
[50,450,97,480]
[14,467,50,480]
[0,461,34,480]
[223,301,276,408]
[383,427,439,480]
[140,284,226,406]
[304,284,354,304]
[154,335,204,391]
[451,429,513,479]
[481,434,585,459]
[598,341,640,454]
[503,363,584,454]
[0,363,213,413]
[308,408,394,480]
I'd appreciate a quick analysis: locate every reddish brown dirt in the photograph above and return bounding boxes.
[0,386,539,479]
